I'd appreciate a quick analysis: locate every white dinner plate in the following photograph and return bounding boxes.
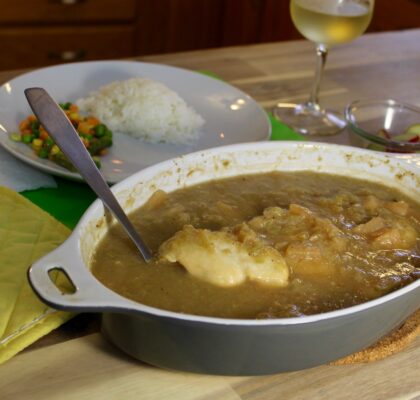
[0,60,270,183]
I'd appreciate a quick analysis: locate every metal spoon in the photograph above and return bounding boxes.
[25,87,152,262]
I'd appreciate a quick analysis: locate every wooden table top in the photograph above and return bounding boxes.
[1,29,420,400]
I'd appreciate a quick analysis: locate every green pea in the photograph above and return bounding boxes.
[59,102,72,110]
[30,120,40,130]
[45,137,54,146]
[80,133,93,142]
[22,134,33,144]
[38,148,49,158]
[94,124,106,137]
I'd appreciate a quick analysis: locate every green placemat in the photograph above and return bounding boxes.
[20,72,302,229]
[21,178,96,229]
[269,112,304,141]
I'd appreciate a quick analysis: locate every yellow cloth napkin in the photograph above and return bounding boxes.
[0,186,74,364]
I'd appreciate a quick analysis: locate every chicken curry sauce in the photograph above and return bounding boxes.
[91,172,419,319]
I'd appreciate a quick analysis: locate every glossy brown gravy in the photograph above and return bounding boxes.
[91,172,419,319]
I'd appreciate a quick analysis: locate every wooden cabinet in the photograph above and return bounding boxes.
[0,0,137,69]
[0,0,418,71]
[220,0,300,46]
[0,0,136,23]
[0,26,134,70]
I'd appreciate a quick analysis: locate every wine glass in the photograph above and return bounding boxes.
[273,0,374,136]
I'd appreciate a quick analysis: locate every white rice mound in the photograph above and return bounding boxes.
[76,78,205,144]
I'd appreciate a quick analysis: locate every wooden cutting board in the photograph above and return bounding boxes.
[1,333,419,400]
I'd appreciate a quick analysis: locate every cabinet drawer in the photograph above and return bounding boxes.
[0,26,135,69]
[0,0,136,23]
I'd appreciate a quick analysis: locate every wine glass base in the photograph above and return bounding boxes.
[273,102,346,136]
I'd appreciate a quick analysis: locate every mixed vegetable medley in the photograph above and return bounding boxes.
[368,124,420,153]
[378,124,420,144]
[11,102,113,170]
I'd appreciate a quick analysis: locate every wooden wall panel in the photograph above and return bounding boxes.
[135,0,225,55]
[221,0,301,47]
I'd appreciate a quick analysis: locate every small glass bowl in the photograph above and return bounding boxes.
[345,99,420,152]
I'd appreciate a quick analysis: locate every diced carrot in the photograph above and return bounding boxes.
[68,112,80,123]
[39,126,49,140]
[86,117,100,126]
[21,128,32,135]
[69,103,78,112]
[99,148,108,156]
[78,121,93,135]
[28,115,37,122]
[19,119,30,131]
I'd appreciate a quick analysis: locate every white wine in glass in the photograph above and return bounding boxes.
[273,0,374,136]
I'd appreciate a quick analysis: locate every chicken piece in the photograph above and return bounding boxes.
[247,204,349,280]
[250,205,347,253]
[247,207,290,238]
[372,228,403,249]
[353,217,387,236]
[353,217,417,250]
[385,200,409,216]
[288,203,314,217]
[362,195,381,212]
[159,225,289,287]
[285,242,335,279]
[313,215,348,252]
[371,222,417,250]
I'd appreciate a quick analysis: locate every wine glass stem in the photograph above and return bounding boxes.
[307,44,328,111]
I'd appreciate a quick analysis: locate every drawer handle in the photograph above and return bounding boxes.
[48,50,86,62]
[48,0,87,5]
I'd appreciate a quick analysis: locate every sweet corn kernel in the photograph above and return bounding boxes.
[50,144,60,155]
[69,112,79,121]
[32,138,43,149]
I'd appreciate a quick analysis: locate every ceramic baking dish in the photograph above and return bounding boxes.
[28,141,420,375]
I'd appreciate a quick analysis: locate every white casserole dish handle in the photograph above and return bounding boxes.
[28,240,135,313]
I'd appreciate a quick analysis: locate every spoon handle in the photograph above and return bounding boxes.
[25,87,152,262]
